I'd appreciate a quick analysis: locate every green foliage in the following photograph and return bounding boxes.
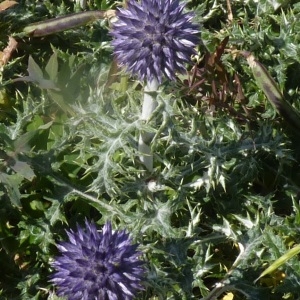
[1,0,300,299]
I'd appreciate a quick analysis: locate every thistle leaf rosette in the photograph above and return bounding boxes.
[50,220,145,300]
[111,0,200,83]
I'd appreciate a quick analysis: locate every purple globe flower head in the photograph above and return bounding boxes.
[111,0,200,84]
[50,220,145,300]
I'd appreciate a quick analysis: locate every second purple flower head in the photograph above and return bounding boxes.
[50,220,145,300]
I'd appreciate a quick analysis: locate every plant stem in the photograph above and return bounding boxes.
[138,79,159,171]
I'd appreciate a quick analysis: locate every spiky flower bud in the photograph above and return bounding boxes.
[111,0,200,83]
[50,220,145,300]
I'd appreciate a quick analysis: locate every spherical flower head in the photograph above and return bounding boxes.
[50,220,145,300]
[110,0,200,84]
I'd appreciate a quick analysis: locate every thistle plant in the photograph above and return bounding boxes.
[111,0,199,171]
[50,220,145,300]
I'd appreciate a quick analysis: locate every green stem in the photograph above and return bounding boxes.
[138,79,159,171]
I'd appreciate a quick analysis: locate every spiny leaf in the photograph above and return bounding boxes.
[0,173,22,207]
[14,56,58,90]
[27,56,44,81]
[45,51,58,81]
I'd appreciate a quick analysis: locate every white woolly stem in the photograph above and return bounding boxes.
[138,79,159,172]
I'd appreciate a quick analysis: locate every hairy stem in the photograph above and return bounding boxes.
[138,79,159,171]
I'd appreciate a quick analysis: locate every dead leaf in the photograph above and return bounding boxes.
[0,36,18,67]
[0,0,18,12]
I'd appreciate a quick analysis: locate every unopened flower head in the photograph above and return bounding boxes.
[111,0,200,84]
[50,220,145,300]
